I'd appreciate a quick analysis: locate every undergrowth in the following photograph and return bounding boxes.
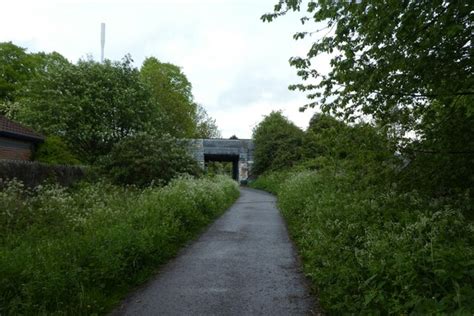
[0,175,239,315]
[252,170,474,314]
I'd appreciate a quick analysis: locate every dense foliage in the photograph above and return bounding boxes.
[0,42,36,102]
[140,57,196,138]
[100,133,201,187]
[251,113,474,313]
[1,44,230,315]
[13,56,158,162]
[257,5,474,311]
[301,113,395,171]
[262,1,473,126]
[262,0,474,194]
[0,176,239,314]
[252,111,304,175]
[400,97,474,195]
[0,43,220,166]
[253,169,473,314]
[34,136,81,165]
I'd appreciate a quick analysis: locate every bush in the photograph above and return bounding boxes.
[15,56,163,162]
[0,160,85,188]
[399,97,474,196]
[0,175,239,314]
[252,111,304,175]
[99,133,201,186]
[253,170,474,314]
[34,136,81,165]
[250,170,291,195]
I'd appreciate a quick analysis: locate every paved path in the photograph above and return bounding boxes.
[112,187,316,316]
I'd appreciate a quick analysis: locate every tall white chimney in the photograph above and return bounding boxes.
[100,23,105,62]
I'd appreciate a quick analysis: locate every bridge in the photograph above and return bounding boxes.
[189,139,254,183]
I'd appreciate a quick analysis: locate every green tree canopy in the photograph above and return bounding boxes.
[303,113,344,160]
[267,112,394,173]
[194,104,221,138]
[262,1,473,129]
[15,56,159,162]
[0,43,221,167]
[0,42,70,104]
[252,111,304,175]
[30,51,71,76]
[400,97,474,194]
[0,42,36,103]
[263,0,473,194]
[140,57,198,138]
[34,136,81,165]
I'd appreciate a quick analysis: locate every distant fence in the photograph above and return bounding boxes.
[0,159,86,188]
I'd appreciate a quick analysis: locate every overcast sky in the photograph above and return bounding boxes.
[1,0,330,138]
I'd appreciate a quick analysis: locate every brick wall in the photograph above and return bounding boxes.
[0,136,33,160]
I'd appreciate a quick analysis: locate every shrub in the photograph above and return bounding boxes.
[250,170,291,195]
[99,133,201,187]
[252,111,304,175]
[398,97,474,196]
[34,136,81,165]
[0,175,239,314]
[16,56,163,162]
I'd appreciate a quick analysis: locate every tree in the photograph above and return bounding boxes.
[34,136,81,165]
[399,97,474,194]
[29,51,71,76]
[263,0,473,194]
[100,133,201,186]
[262,1,473,128]
[303,113,345,159]
[0,42,36,103]
[16,56,159,162]
[140,57,198,138]
[252,111,304,175]
[0,43,70,105]
[300,112,394,174]
[194,104,221,138]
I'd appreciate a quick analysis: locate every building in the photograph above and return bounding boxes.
[0,115,44,160]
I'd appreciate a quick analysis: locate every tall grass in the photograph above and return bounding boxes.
[0,175,239,315]
[252,170,474,314]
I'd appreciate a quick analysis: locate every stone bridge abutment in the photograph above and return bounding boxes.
[189,139,254,183]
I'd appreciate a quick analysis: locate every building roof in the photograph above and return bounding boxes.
[0,115,45,142]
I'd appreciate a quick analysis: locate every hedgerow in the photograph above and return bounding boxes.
[0,175,239,314]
